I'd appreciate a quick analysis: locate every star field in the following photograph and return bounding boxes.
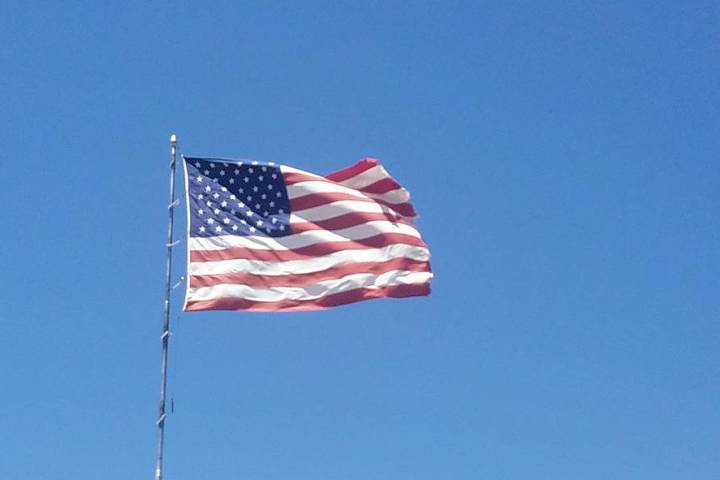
[185,157,292,238]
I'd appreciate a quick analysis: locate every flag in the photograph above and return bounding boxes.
[182,157,432,312]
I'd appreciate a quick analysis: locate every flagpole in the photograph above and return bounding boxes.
[156,133,178,480]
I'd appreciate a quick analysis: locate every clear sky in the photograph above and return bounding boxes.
[1,1,718,479]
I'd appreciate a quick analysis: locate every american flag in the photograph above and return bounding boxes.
[182,157,432,312]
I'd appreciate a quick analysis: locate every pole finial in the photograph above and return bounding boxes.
[170,133,177,144]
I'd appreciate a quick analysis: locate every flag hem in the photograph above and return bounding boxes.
[181,156,192,312]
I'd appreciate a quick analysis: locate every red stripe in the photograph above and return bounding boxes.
[290,211,412,233]
[325,158,379,182]
[356,177,402,195]
[190,258,431,289]
[290,192,416,217]
[184,282,431,312]
[190,233,428,262]
[283,171,326,185]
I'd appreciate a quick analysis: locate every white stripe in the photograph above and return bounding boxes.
[189,220,421,251]
[189,244,430,276]
[365,187,410,204]
[290,200,404,222]
[286,174,411,206]
[187,270,433,302]
[286,180,369,201]
[335,164,392,190]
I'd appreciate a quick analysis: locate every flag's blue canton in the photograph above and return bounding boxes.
[185,157,292,238]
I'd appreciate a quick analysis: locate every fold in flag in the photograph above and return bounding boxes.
[182,157,432,312]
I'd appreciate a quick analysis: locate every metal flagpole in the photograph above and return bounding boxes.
[156,133,178,480]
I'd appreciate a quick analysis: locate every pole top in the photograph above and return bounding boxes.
[170,133,177,144]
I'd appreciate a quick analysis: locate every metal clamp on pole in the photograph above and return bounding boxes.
[172,276,185,290]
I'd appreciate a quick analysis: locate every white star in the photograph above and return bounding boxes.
[268,184,273,190]
[210,163,215,168]
[244,177,249,183]
[206,200,212,207]
[212,178,218,183]
[207,218,214,224]
[215,226,222,233]
[238,201,245,207]
[234,169,240,175]
[252,161,258,165]
[249,226,256,233]
[269,201,275,207]
[261,194,267,200]
[213,193,220,199]
[279,225,285,231]
[258,175,264,181]
[262,166,267,172]
[221,200,227,207]
[248,167,254,173]
[198,193,204,199]
[246,211,253,217]
[241,219,247,224]
[232,225,238,231]
[263,210,269,216]
[230,209,236,215]
[197,209,204,215]
[194,161,200,167]
[253,186,258,192]
[279,209,284,214]
[199,225,205,232]
[220,187,227,192]
[204,170,210,175]
[219,170,225,176]
[196,176,203,182]
[239,187,244,193]
[256,220,263,227]
[276,191,281,197]
[223,217,230,224]
[268,162,275,166]
[214,208,220,215]
[255,203,260,209]
[230,194,236,200]
[272,173,277,179]
[271,218,277,224]
[229,178,235,184]
[236,161,243,167]
[205,185,211,192]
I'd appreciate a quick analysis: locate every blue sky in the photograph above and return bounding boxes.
[1,1,718,479]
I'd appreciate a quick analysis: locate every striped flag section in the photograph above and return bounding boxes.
[183,157,432,312]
